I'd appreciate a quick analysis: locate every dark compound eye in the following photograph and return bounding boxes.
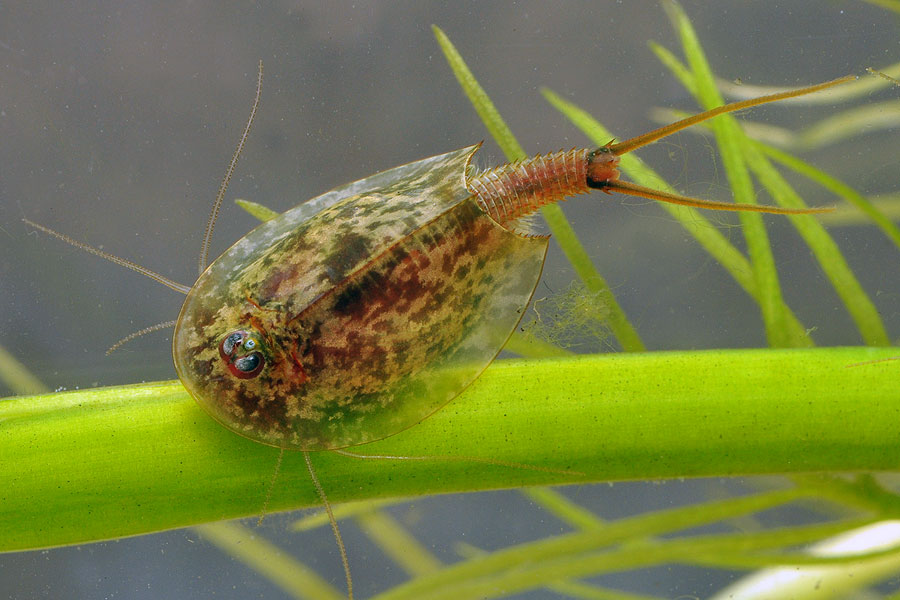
[230,352,264,379]
[220,331,245,358]
[219,330,266,379]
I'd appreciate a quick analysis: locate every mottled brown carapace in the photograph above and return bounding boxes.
[174,146,547,450]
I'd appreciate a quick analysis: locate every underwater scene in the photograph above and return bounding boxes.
[2,1,900,598]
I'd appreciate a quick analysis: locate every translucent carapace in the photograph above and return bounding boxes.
[173,145,546,450]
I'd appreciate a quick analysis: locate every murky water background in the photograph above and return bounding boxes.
[1,1,898,598]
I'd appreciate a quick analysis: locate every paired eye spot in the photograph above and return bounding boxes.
[219,330,265,379]
[232,352,263,378]
[220,332,245,358]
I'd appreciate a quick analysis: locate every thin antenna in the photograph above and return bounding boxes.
[23,219,191,294]
[333,448,584,476]
[257,448,285,526]
[106,320,177,355]
[198,60,264,275]
[304,451,353,600]
[846,356,900,368]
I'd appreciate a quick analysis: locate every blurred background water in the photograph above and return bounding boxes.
[1,1,899,598]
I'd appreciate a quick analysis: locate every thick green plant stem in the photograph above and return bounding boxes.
[2,347,898,553]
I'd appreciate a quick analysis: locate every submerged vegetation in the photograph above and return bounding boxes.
[3,1,900,598]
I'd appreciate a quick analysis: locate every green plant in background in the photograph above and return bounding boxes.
[2,1,900,598]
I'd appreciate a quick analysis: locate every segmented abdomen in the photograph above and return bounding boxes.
[467,149,591,227]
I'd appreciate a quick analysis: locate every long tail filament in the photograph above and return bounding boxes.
[468,75,855,226]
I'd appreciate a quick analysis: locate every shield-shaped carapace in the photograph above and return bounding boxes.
[173,143,550,451]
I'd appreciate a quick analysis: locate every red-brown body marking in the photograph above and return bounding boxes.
[174,145,549,450]
[23,69,852,456]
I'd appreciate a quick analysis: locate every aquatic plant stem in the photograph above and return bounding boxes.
[2,347,898,552]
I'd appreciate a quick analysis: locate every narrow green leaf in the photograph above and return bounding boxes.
[709,521,900,600]
[522,487,605,532]
[354,509,444,576]
[390,517,881,600]
[540,88,810,343]
[291,498,406,531]
[0,345,49,395]
[739,142,889,345]
[546,581,665,600]
[647,41,696,96]
[792,101,900,150]
[372,488,835,600]
[431,25,524,159]
[196,522,345,600]
[235,198,279,222]
[432,25,644,351]
[862,0,900,17]
[759,143,900,252]
[663,0,804,347]
[652,10,888,346]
